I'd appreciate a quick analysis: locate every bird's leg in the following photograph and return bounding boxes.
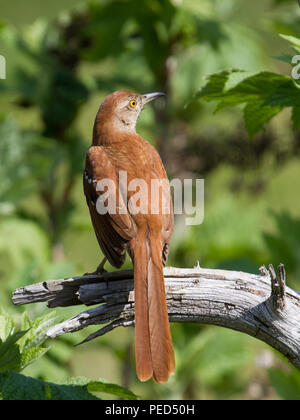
[84,257,107,276]
[96,257,110,288]
[96,257,108,274]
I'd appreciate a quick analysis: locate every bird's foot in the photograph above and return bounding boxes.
[83,267,108,276]
[83,258,108,276]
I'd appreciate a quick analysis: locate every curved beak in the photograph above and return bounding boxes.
[142,92,165,104]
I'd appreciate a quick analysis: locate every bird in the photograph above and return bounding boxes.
[83,90,175,384]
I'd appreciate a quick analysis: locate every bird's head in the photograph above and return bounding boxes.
[93,90,165,141]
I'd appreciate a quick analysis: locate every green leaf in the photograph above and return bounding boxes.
[0,312,15,342]
[292,104,300,129]
[66,377,139,400]
[0,371,98,400]
[19,311,56,350]
[0,309,54,373]
[193,69,300,137]
[273,54,294,64]
[280,34,300,53]
[243,99,283,138]
[18,347,49,372]
[195,70,234,101]
[0,310,138,400]
[0,331,27,373]
[0,372,138,400]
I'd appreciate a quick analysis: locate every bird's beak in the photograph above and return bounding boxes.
[142,92,165,104]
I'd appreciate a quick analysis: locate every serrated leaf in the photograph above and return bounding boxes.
[0,330,50,373]
[193,69,300,137]
[195,70,234,100]
[0,331,27,373]
[0,309,54,372]
[0,372,138,400]
[0,331,27,359]
[244,100,283,138]
[19,311,56,351]
[0,371,99,400]
[0,313,15,342]
[18,347,49,371]
[66,377,139,400]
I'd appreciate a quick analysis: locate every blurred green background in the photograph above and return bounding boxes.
[1,0,300,400]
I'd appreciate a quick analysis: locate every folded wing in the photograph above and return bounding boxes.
[83,146,137,268]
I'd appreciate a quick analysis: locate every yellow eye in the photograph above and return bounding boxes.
[130,99,137,108]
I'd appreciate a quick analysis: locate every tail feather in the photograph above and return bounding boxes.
[134,233,175,383]
[134,238,153,381]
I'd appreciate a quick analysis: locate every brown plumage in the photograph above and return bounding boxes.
[83,90,175,383]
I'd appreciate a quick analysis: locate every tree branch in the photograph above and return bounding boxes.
[12,264,300,370]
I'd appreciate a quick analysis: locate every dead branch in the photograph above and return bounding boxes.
[12,263,300,370]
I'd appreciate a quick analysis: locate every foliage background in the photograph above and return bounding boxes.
[0,0,300,400]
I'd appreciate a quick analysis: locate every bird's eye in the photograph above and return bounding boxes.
[130,99,137,108]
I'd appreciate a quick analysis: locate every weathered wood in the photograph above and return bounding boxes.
[12,264,300,370]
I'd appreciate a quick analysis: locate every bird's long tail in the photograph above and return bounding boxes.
[134,230,175,383]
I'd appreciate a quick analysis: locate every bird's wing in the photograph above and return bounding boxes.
[84,146,137,268]
[162,198,174,266]
[149,144,174,266]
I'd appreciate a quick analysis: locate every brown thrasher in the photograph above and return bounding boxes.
[83,91,175,383]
